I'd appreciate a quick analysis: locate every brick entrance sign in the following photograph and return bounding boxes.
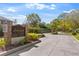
[0,16,27,50]
[3,21,12,46]
[0,16,13,46]
[0,16,13,50]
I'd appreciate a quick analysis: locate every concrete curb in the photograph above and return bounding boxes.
[71,35,79,43]
[0,40,41,56]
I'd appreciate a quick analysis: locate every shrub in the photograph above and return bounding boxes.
[0,26,3,37]
[27,33,39,41]
[19,37,31,45]
[28,27,41,33]
[75,28,79,33]
[72,32,77,35]
[40,28,51,33]
[72,31,77,35]
[52,31,58,34]
[38,34,45,38]
[0,38,6,47]
[19,39,26,45]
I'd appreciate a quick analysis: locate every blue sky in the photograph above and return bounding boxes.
[0,3,79,24]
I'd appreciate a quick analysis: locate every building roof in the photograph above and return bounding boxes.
[0,16,12,22]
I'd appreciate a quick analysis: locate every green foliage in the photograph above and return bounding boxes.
[75,28,79,33]
[51,18,75,32]
[74,33,79,40]
[19,39,26,45]
[26,13,51,33]
[0,38,6,47]
[28,23,51,33]
[39,22,51,33]
[46,23,52,30]
[0,25,3,37]
[40,28,50,33]
[52,32,58,34]
[28,27,41,33]
[51,10,79,33]
[51,19,61,32]
[19,37,31,45]
[26,13,43,34]
[72,31,77,35]
[0,26,2,32]
[26,13,41,27]
[39,22,47,28]
[27,33,39,41]
[37,34,45,38]
[54,10,79,32]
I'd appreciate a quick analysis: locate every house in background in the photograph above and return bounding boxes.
[0,16,13,25]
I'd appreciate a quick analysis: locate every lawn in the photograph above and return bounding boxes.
[74,34,79,40]
[73,33,79,42]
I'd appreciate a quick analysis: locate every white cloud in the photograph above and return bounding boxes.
[63,9,75,13]
[25,3,56,10]
[35,4,49,10]
[0,8,17,15]
[0,10,7,15]
[25,3,48,10]
[0,8,25,24]
[6,15,26,24]
[12,15,25,19]
[51,4,56,7]
[49,4,56,10]
[7,8,16,12]
[50,7,55,10]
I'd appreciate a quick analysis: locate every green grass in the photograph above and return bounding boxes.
[74,34,79,40]
[72,33,79,42]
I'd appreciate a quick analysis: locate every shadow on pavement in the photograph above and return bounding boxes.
[7,44,40,56]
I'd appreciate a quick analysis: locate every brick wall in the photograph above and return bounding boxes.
[12,25,25,37]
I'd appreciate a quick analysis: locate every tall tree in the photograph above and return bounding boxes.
[26,13,41,27]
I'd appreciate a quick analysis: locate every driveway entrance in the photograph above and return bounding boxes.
[8,33,79,56]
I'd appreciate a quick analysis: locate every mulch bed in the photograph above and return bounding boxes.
[0,40,39,53]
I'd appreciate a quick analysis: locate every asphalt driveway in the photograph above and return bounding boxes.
[8,33,79,56]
